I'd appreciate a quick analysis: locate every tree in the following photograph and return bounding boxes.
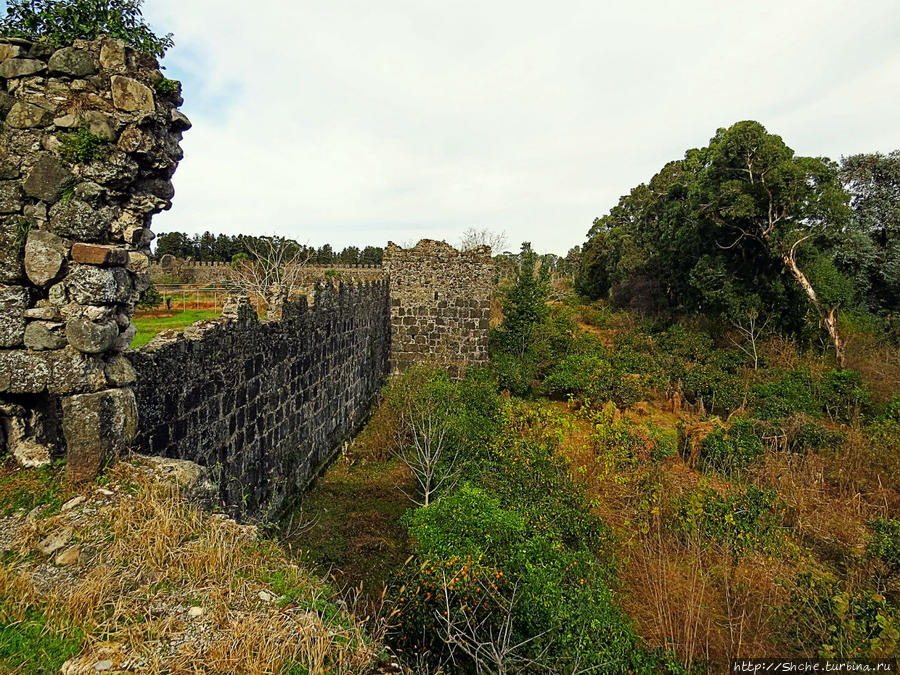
[459,227,508,253]
[701,121,851,366]
[0,0,173,57]
[359,245,383,265]
[338,246,360,265]
[496,243,551,358]
[229,236,312,303]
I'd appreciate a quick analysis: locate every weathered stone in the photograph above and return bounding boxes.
[81,110,116,142]
[70,243,129,266]
[126,251,150,275]
[0,285,28,347]
[24,306,62,320]
[66,266,132,305]
[24,320,67,350]
[5,101,51,128]
[117,126,152,153]
[171,109,192,131]
[48,47,96,77]
[0,182,24,213]
[48,199,106,240]
[66,317,118,353]
[0,161,20,180]
[0,217,25,282]
[0,44,23,62]
[99,38,126,70]
[25,229,69,286]
[0,406,54,467]
[38,526,72,555]
[53,113,79,128]
[46,348,107,394]
[61,495,85,511]
[23,202,47,222]
[105,355,135,386]
[48,282,66,306]
[79,150,138,188]
[62,388,137,482]
[0,350,50,393]
[0,58,45,78]
[110,75,154,112]
[54,546,81,566]
[113,321,136,351]
[0,92,15,119]
[23,154,73,203]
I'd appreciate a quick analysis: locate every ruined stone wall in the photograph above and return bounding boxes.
[149,259,386,285]
[383,240,493,373]
[0,36,187,478]
[128,281,390,520]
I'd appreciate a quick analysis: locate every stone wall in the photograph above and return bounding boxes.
[149,258,385,285]
[383,240,493,373]
[0,36,188,479]
[128,281,390,520]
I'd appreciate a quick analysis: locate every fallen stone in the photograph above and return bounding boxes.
[66,266,132,305]
[97,488,114,496]
[62,496,87,511]
[62,388,137,483]
[0,58,45,78]
[0,285,28,347]
[23,154,73,203]
[66,317,119,353]
[24,320,67,350]
[110,75,154,112]
[25,229,69,287]
[37,526,72,555]
[48,47,96,77]
[0,181,24,213]
[71,243,129,266]
[258,590,274,602]
[5,101,51,128]
[54,546,81,566]
[187,606,204,618]
[92,661,113,672]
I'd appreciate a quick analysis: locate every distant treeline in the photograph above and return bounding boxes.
[153,231,384,266]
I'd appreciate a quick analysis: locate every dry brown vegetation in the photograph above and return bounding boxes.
[0,458,385,674]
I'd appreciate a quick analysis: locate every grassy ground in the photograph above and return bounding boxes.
[0,456,384,674]
[131,310,219,349]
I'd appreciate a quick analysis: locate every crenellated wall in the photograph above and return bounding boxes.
[128,281,390,520]
[0,35,188,480]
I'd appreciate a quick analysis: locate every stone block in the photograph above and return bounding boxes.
[23,154,73,203]
[0,285,28,347]
[99,39,126,70]
[48,47,96,77]
[62,388,137,482]
[24,320,67,350]
[0,58,45,78]
[25,230,69,287]
[110,75,155,112]
[70,243,129,266]
[48,199,107,240]
[65,266,132,305]
[0,181,24,213]
[5,101,51,128]
[66,317,118,353]
[0,350,50,393]
[46,348,107,394]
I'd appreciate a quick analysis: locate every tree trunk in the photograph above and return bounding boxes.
[781,252,846,368]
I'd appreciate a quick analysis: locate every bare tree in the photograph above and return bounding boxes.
[459,227,508,254]
[434,571,549,674]
[228,236,312,303]
[389,369,461,507]
[728,309,770,370]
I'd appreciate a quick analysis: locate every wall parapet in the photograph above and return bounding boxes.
[127,280,391,520]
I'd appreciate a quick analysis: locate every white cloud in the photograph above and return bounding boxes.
[143,0,900,254]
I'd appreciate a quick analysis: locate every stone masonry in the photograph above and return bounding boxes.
[383,239,493,373]
[128,282,390,520]
[0,35,188,480]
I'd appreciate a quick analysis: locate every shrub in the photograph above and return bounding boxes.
[673,484,785,556]
[0,0,174,57]
[681,363,746,414]
[750,369,820,420]
[779,572,899,659]
[867,518,900,575]
[818,369,872,423]
[788,418,845,453]
[655,324,714,362]
[155,77,180,96]
[58,127,107,164]
[544,352,643,408]
[490,349,534,397]
[136,282,162,310]
[697,418,763,473]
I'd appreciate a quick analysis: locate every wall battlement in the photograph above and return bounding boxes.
[128,281,390,519]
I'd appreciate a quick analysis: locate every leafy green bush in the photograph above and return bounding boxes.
[155,77,180,96]
[818,369,872,423]
[544,352,643,408]
[697,418,763,473]
[681,363,746,414]
[0,0,174,57]
[779,572,899,658]
[136,282,162,310]
[489,348,534,397]
[673,484,785,556]
[788,417,845,453]
[58,127,107,164]
[867,518,900,575]
[655,324,714,362]
[750,369,820,420]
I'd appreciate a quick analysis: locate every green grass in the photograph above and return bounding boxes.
[131,310,219,349]
[0,608,83,675]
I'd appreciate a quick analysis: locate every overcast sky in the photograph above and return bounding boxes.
[137,0,899,254]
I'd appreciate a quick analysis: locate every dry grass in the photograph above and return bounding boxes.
[0,460,385,674]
